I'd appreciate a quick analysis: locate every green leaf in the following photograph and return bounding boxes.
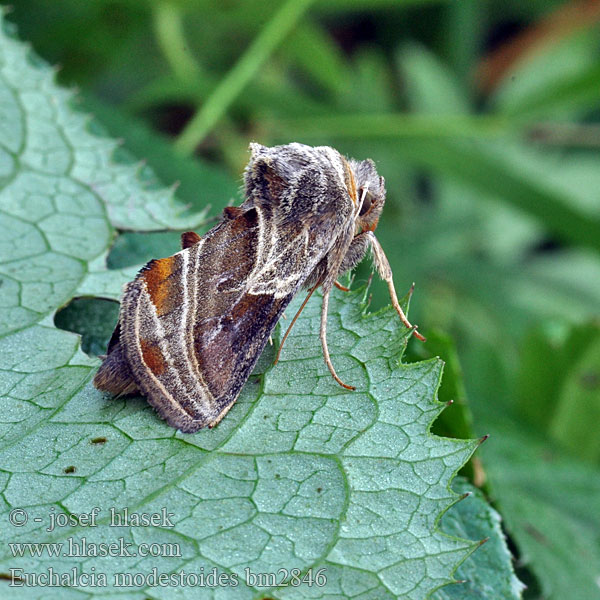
[316,0,452,10]
[479,424,600,600]
[392,137,600,254]
[548,324,600,463]
[0,14,487,599]
[468,322,600,600]
[282,22,351,96]
[407,330,474,442]
[492,28,600,119]
[398,42,470,115]
[80,93,239,217]
[434,478,525,600]
[516,322,600,433]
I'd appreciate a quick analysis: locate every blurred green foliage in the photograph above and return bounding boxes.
[15,0,600,598]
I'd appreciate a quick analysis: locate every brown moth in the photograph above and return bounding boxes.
[94,143,424,432]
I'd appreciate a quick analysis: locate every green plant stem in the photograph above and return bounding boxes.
[153,1,204,81]
[446,0,481,90]
[272,113,510,139]
[174,0,317,154]
[270,114,600,253]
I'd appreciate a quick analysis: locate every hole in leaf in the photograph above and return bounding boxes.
[107,231,183,269]
[54,298,119,356]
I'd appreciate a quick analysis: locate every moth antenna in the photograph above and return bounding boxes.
[273,283,319,366]
[366,232,426,342]
[334,280,351,292]
[354,181,370,217]
[320,289,355,390]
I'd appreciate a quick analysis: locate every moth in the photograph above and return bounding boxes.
[94,142,424,432]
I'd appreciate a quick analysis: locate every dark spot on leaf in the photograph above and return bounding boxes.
[274,473,280,479]
[64,465,76,474]
[91,437,107,445]
[263,414,268,419]
[579,371,599,390]
[317,487,322,493]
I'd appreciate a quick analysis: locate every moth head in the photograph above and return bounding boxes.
[350,158,386,232]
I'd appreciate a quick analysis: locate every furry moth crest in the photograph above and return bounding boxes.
[94,142,424,432]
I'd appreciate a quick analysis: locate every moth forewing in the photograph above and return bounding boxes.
[94,142,424,432]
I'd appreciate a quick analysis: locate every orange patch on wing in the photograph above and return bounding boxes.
[342,159,357,206]
[140,339,167,376]
[365,218,379,232]
[142,257,177,316]
[181,231,201,249]
[223,206,244,220]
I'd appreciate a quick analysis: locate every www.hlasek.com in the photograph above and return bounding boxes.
[9,537,181,559]
[8,567,328,589]
[7,506,327,588]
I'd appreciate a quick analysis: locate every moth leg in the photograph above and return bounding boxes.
[366,231,426,342]
[274,283,319,366]
[320,289,355,390]
[336,232,370,277]
[334,281,351,292]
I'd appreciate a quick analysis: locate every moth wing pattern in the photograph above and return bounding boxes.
[95,144,356,432]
